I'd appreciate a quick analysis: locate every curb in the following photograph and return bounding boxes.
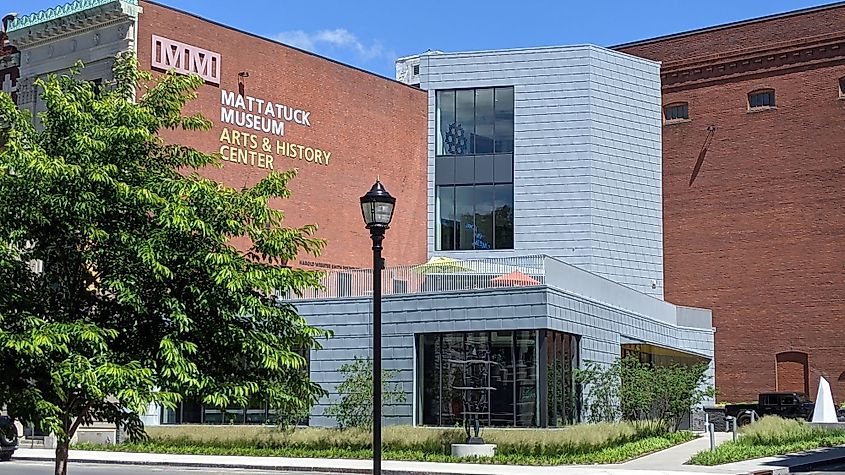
[10,455,486,475]
[731,469,789,475]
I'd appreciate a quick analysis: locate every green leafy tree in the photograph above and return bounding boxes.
[0,54,329,475]
[324,356,407,429]
[652,361,714,431]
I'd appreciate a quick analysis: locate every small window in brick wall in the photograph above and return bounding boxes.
[839,78,845,98]
[664,102,689,122]
[748,89,776,109]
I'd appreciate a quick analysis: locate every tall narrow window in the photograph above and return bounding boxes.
[435,90,456,156]
[435,87,514,250]
[663,102,689,122]
[748,89,776,109]
[839,78,845,98]
[436,186,456,251]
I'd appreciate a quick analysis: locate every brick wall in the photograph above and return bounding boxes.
[618,6,845,402]
[618,3,845,64]
[137,1,428,269]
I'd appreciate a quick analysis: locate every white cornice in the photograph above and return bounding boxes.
[8,1,141,50]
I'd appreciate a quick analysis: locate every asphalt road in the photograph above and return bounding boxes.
[794,459,845,474]
[0,460,334,474]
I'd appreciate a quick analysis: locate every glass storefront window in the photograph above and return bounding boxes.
[489,331,515,426]
[544,331,580,427]
[515,331,537,426]
[418,330,578,427]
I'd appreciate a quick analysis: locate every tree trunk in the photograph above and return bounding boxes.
[54,441,69,475]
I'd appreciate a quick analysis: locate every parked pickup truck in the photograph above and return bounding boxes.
[725,392,814,426]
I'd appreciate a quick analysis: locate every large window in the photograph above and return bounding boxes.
[437,184,513,250]
[436,87,513,156]
[418,330,578,427]
[435,87,514,250]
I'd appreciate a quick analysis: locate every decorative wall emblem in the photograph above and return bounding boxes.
[151,35,221,86]
[444,122,467,155]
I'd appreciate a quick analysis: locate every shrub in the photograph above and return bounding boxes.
[575,356,713,431]
[688,416,845,465]
[81,422,695,465]
[323,357,407,429]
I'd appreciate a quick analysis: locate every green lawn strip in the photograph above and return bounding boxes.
[74,432,694,466]
[688,434,845,466]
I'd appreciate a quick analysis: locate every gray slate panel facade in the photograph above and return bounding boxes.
[295,256,713,427]
[417,46,664,298]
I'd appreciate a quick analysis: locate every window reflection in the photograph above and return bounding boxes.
[545,331,579,427]
[455,90,475,155]
[475,89,495,154]
[436,186,456,251]
[455,186,475,251]
[161,350,310,425]
[436,91,455,156]
[494,87,514,154]
[437,184,513,250]
[473,185,495,250]
[494,184,514,249]
[436,87,513,158]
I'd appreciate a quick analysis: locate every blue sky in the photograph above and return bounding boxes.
[15,0,837,78]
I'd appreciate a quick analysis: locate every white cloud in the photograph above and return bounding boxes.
[275,28,387,61]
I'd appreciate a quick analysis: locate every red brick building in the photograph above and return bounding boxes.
[6,0,428,270]
[617,3,845,402]
[136,1,428,269]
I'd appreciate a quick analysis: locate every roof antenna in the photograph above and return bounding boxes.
[689,125,716,186]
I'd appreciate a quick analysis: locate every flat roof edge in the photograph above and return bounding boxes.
[613,1,845,50]
[138,0,422,92]
[405,44,661,67]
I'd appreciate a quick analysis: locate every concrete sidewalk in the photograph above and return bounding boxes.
[11,448,714,475]
[13,437,845,475]
[620,431,733,472]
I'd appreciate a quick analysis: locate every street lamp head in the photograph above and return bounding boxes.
[360,179,396,231]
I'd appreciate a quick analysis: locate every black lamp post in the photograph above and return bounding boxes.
[359,179,395,475]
